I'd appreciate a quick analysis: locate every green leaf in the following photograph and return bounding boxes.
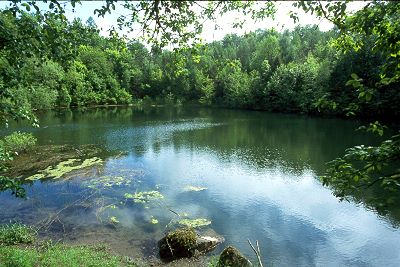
[350,73,359,80]
[22,3,31,11]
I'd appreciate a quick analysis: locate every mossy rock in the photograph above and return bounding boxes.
[218,246,252,267]
[158,228,197,260]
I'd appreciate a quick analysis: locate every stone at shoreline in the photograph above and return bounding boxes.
[218,246,252,267]
[158,228,224,260]
[195,235,224,255]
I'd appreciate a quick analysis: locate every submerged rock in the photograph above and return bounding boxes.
[178,218,211,228]
[183,185,207,192]
[195,235,224,255]
[2,144,104,180]
[158,228,224,260]
[218,246,252,267]
[124,190,164,203]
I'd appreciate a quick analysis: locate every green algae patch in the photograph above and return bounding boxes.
[109,216,120,224]
[2,144,104,179]
[184,185,207,192]
[107,204,117,210]
[150,216,159,224]
[86,176,131,189]
[178,218,211,228]
[26,157,103,181]
[124,190,164,203]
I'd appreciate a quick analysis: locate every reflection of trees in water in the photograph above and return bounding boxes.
[170,109,376,173]
[333,180,400,227]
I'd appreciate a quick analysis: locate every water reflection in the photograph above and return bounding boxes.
[1,106,399,266]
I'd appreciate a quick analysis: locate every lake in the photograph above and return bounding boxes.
[1,106,399,266]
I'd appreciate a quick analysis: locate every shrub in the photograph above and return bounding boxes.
[0,131,37,155]
[29,85,58,110]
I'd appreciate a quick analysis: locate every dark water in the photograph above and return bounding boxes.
[1,106,399,266]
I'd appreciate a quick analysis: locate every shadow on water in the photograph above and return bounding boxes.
[1,106,400,266]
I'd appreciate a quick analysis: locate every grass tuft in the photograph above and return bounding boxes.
[0,224,36,245]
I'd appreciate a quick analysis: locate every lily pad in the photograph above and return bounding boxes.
[178,218,211,228]
[124,190,164,203]
[184,185,207,192]
[26,157,103,181]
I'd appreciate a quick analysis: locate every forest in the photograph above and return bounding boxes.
[1,7,399,120]
[0,1,399,266]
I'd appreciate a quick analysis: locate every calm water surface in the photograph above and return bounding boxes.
[1,106,399,266]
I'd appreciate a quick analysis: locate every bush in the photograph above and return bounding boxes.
[28,85,58,110]
[264,56,325,113]
[0,131,37,155]
[0,224,36,245]
[58,86,72,107]
[114,88,132,104]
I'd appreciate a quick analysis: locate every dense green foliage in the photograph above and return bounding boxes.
[296,1,400,211]
[1,3,398,120]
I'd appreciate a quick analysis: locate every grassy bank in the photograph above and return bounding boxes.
[0,224,137,267]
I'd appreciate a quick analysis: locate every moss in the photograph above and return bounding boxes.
[178,218,211,228]
[208,256,220,267]
[218,246,251,267]
[159,228,197,259]
[0,224,36,246]
[124,190,164,203]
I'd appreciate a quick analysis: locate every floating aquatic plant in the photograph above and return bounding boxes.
[124,190,164,203]
[178,218,211,228]
[184,185,207,192]
[86,176,131,189]
[109,216,120,224]
[26,157,103,181]
[150,216,159,224]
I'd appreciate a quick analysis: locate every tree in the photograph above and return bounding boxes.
[295,1,400,210]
